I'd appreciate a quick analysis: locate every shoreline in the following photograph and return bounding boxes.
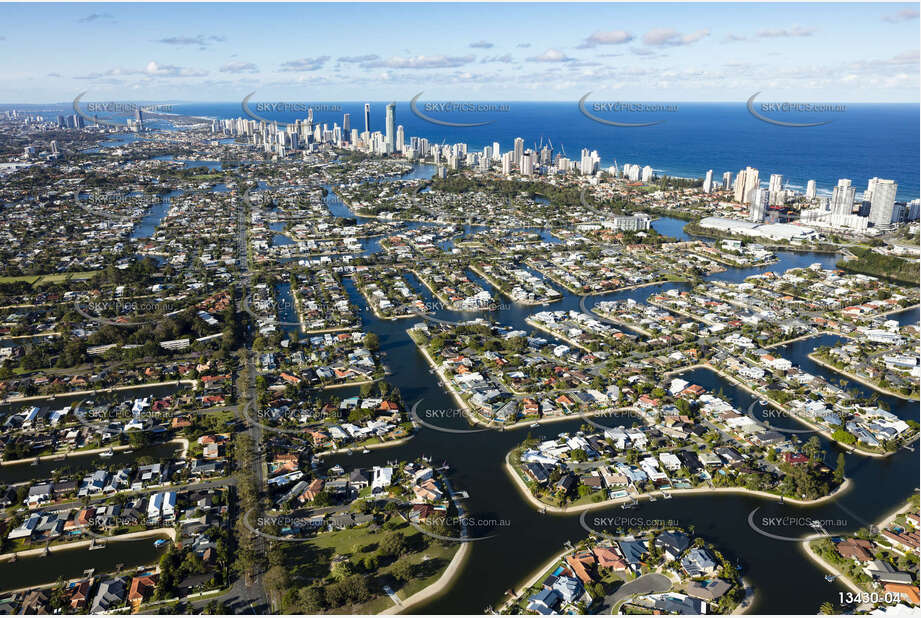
[808,352,919,402]
[314,432,415,457]
[0,527,174,567]
[1,436,188,467]
[504,451,853,514]
[410,328,638,433]
[799,494,918,599]
[468,263,560,307]
[799,539,865,596]
[0,379,196,405]
[699,362,894,458]
[498,545,573,612]
[381,540,471,614]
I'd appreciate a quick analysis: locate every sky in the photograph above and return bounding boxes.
[0,2,919,103]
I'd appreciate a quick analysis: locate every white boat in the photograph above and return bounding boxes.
[361,448,371,454]
[530,423,540,428]
[99,448,115,459]
[759,399,768,406]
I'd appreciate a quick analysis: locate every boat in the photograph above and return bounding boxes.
[361,448,371,454]
[99,448,115,459]
[824,574,836,582]
[153,539,168,548]
[530,423,540,428]
[759,399,768,406]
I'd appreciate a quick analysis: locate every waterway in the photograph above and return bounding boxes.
[317,192,919,614]
[0,538,167,592]
[0,441,182,486]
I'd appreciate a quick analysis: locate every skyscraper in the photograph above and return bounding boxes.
[722,171,732,190]
[492,141,501,160]
[363,103,371,134]
[734,167,759,204]
[703,170,713,193]
[830,179,856,215]
[395,125,404,153]
[513,137,524,165]
[868,179,899,227]
[768,174,784,205]
[751,188,768,222]
[806,180,816,200]
[342,113,351,141]
[384,103,395,154]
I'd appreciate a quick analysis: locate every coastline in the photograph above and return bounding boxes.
[808,352,919,402]
[699,362,894,458]
[380,540,471,614]
[799,539,865,596]
[498,545,573,612]
[799,494,918,598]
[0,378,197,405]
[504,451,853,514]
[0,527,174,566]
[1,436,188,466]
[410,328,641,433]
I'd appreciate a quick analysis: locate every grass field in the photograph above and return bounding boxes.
[0,271,99,287]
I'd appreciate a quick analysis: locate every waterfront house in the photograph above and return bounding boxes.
[835,538,875,562]
[527,588,561,615]
[681,547,719,577]
[655,530,690,561]
[90,578,126,613]
[68,580,91,610]
[686,578,732,603]
[128,574,158,610]
[618,538,648,572]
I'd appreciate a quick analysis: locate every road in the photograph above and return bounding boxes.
[600,572,672,613]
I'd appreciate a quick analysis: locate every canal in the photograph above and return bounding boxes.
[314,191,919,614]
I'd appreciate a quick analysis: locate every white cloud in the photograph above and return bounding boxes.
[882,8,919,22]
[362,55,475,69]
[756,26,815,38]
[279,56,331,72]
[579,30,634,48]
[526,49,574,63]
[156,34,225,46]
[643,28,710,46]
[220,61,259,74]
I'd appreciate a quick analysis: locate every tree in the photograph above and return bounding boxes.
[391,557,414,583]
[834,452,846,484]
[379,531,406,557]
[819,602,835,614]
[364,332,380,352]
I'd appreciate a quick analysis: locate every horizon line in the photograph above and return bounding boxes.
[4,99,921,106]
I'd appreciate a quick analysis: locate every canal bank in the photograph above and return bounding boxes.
[316,210,918,614]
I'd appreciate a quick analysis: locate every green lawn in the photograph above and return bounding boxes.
[297,519,460,614]
[0,271,99,287]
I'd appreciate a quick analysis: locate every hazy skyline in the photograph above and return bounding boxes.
[1,2,919,103]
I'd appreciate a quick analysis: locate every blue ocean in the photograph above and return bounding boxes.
[168,101,917,201]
